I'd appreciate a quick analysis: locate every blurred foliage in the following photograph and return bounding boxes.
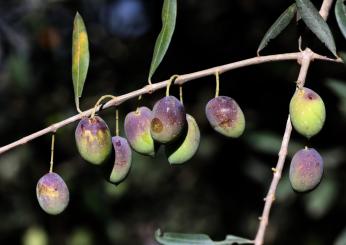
[0,0,346,245]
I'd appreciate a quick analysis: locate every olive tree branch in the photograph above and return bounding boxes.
[0,51,341,155]
[254,1,335,244]
[254,49,313,245]
[320,0,334,19]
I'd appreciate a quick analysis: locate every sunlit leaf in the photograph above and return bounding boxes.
[257,3,297,55]
[335,0,346,39]
[295,0,337,56]
[72,12,90,112]
[155,230,253,245]
[148,0,177,83]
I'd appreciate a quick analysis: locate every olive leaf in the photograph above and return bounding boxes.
[148,0,177,83]
[340,52,346,63]
[257,3,297,55]
[155,229,253,245]
[335,0,346,40]
[295,0,337,56]
[72,12,90,112]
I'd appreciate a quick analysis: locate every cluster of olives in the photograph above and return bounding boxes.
[34,84,326,215]
[35,90,246,215]
[75,93,245,168]
[289,87,325,192]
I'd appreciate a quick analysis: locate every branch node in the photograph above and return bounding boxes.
[146,84,154,94]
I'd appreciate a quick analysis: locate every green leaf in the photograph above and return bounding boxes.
[72,12,90,112]
[335,227,346,245]
[340,52,346,62]
[336,0,346,39]
[155,230,253,245]
[155,230,213,245]
[295,0,337,56]
[224,235,254,244]
[148,0,177,83]
[257,3,297,55]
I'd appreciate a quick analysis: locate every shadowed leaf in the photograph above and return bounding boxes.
[295,0,337,56]
[340,52,346,63]
[257,3,297,55]
[224,235,254,244]
[336,0,346,39]
[155,229,253,245]
[72,12,90,112]
[148,0,177,83]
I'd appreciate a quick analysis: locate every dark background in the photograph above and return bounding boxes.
[0,0,346,244]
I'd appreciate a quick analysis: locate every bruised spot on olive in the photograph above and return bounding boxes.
[305,92,317,100]
[219,118,233,128]
[151,118,163,133]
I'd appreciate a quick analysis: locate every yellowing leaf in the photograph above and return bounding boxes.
[72,12,90,112]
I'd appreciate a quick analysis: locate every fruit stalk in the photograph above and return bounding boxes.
[49,133,55,173]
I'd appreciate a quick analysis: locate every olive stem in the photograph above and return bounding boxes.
[0,51,342,155]
[116,109,119,137]
[49,133,55,173]
[135,95,142,114]
[215,71,220,98]
[165,75,179,96]
[179,85,184,105]
[91,95,117,118]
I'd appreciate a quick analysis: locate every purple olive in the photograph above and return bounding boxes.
[205,96,245,137]
[75,116,112,165]
[124,107,155,156]
[109,136,132,184]
[289,147,324,192]
[150,96,186,143]
[36,172,69,215]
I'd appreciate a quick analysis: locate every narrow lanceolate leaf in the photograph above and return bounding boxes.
[224,235,254,244]
[155,230,213,245]
[340,52,346,63]
[148,0,177,83]
[335,0,346,40]
[257,3,297,55]
[295,0,337,56]
[155,230,254,245]
[72,12,90,112]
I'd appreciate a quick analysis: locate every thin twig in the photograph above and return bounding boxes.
[253,0,335,243]
[319,0,334,19]
[0,51,341,155]
[254,49,312,245]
